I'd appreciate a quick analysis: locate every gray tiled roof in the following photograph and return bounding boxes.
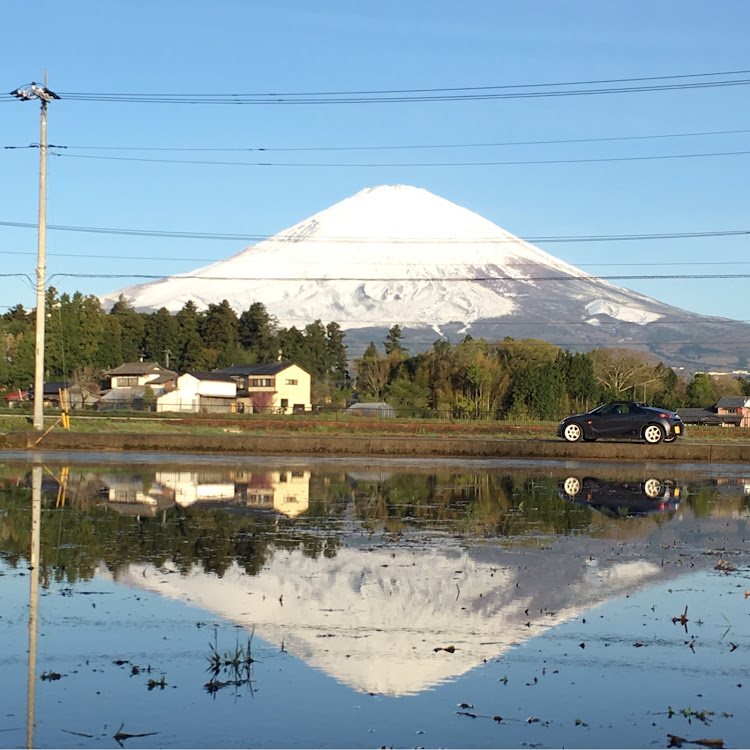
[678,407,742,425]
[220,362,303,376]
[715,397,750,408]
[186,371,236,382]
[107,362,176,377]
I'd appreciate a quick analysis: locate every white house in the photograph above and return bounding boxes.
[106,362,176,389]
[220,363,312,414]
[100,362,176,408]
[155,371,237,414]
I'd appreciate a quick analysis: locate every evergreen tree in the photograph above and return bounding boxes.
[277,326,305,363]
[109,295,146,363]
[181,331,208,371]
[326,322,349,381]
[238,302,277,362]
[143,308,180,367]
[200,300,240,368]
[384,324,406,356]
[76,294,110,370]
[175,301,201,370]
[302,320,329,377]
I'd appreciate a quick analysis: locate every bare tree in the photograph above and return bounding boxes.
[589,348,662,398]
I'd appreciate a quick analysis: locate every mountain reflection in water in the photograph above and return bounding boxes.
[1,461,749,698]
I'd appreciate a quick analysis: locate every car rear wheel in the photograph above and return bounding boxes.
[563,423,583,442]
[643,424,665,444]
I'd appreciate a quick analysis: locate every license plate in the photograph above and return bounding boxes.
[674,426,681,434]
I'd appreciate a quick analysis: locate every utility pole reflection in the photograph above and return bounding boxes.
[27,465,42,749]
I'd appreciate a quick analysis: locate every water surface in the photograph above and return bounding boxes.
[1,455,748,748]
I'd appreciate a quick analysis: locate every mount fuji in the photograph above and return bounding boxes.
[102,185,750,370]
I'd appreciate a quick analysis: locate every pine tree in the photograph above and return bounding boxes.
[302,320,329,377]
[384,324,406,356]
[109,295,146,363]
[200,300,239,368]
[238,302,278,362]
[143,308,180,367]
[326,322,349,381]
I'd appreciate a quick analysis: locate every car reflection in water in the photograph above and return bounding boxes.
[558,476,682,516]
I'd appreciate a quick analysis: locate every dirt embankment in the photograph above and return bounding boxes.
[3,428,750,464]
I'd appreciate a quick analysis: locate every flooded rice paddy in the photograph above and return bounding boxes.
[1,452,749,749]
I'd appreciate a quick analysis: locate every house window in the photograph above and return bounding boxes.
[280,399,289,409]
[117,377,138,387]
[251,378,272,387]
[285,379,298,385]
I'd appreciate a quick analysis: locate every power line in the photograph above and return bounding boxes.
[49,148,750,168]
[7,127,750,153]
[5,69,747,105]
[0,219,746,244]
[50,272,750,282]
[3,248,750,267]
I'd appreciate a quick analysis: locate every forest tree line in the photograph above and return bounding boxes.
[1,288,748,418]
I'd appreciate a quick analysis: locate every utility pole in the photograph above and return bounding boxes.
[10,76,60,430]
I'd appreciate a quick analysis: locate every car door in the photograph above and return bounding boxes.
[589,403,635,437]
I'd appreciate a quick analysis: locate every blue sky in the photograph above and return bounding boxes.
[2,1,748,330]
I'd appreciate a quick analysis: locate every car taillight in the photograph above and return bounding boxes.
[659,413,667,418]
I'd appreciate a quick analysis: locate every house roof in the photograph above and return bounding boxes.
[346,402,395,413]
[100,387,144,401]
[677,407,742,425]
[107,362,176,377]
[221,362,306,376]
[2,390,28,401]
[43,381,71,394]
[715,397,750,408]
[185,371,237,382]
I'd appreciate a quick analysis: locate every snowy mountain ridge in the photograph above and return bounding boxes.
[101,184,749,369]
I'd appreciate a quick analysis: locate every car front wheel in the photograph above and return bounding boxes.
[643,424,665,444]
[563,477,582,496]
[563,423,583,442]
[643,478,662,498]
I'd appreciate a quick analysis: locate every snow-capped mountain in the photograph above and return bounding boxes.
[101,185,750,369]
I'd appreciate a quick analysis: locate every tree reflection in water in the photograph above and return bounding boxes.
[1,462,747,587]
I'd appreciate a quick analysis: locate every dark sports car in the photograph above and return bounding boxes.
[558,476,682,516]
[557,401,684,444]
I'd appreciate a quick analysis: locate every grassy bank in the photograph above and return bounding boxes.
[2,409,750,444]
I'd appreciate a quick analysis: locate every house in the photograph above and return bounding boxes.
[155,371,237,414]
[156,470,236,506]
[40,381,101,409]
[106,362,176,389]
[233,468,310,517]
[2,389,28,406]
[715,397,750,428]
[678,396,750,427]
[221,363,311,415]
[100,362,176,409]
[346,402,396,418]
